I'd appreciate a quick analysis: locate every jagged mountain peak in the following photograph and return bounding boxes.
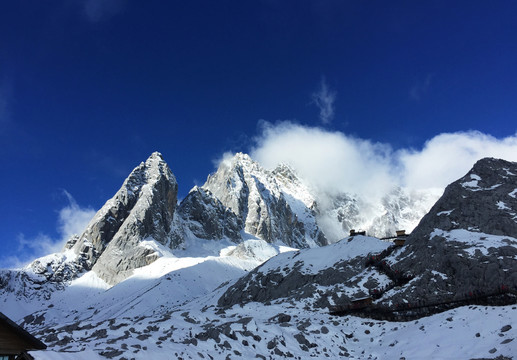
[68,152,178,285]
[203,152,327,248]
[124,151,174,187]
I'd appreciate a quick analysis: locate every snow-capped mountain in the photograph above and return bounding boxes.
[203,153,327,248]
[2,153,516,359]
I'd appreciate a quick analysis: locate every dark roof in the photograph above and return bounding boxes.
[0,312,47,353]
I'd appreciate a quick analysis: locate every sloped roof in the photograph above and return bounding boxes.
[0,312,46,354]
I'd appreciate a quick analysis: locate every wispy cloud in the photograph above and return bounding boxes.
[0,75,12,129]
[311,77,336,124]
[409,74,433,101]
[0,191,96,269]
[59,190,96,240]
[79,0,126,23]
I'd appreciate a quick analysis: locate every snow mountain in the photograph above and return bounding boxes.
[1,154,516,359]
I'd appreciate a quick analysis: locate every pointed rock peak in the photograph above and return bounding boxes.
[148,151,164,160]
[222,152,257,168]
[467,157,517,179]
[273,163,298,180]
[144,151,169,169]
[209,152,264,181]
[472,157,511,169]
[407,156,517,242]
[126,152,176,187]
[67,152,179,285]
[234,152,252,161]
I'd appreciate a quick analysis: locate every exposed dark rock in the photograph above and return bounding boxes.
[383,158,517,305]
[175,186,243,242]
[500,325,512,332]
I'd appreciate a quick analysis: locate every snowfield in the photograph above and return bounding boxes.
[13,236,516,360]
[29,298,517,359]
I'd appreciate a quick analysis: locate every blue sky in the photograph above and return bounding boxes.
[1,1,517,267]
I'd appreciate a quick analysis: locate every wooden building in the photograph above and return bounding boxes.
[0,312,46,360]
[349,229,366,237]
[350,296,373,309]
[394,230,408,246]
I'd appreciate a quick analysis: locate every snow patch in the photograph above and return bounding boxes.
[497,201,511,210]
[509,188,517,198]
[430,228,517,256]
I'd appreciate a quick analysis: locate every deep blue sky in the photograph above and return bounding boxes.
[1,1,517,266]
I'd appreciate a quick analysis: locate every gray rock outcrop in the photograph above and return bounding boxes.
[383,157,517,304]
[218,236,391,310]
[73,152,178,285]
[174,186,243,242]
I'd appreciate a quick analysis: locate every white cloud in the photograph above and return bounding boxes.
[399,131,517,190]
[252,121,396,199]
[251,122,517,196]
[211,151,235,170]
[311,77,336,124]
[248,123,517,241]
[1,192,96,269]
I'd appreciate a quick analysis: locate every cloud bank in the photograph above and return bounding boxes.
[251,122,517,198]
[1,191,95,269]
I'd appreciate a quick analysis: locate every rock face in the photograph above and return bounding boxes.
[1,152,179,296]
[0,151,454,297]
[72,152,178,285]
[383,157,517,304]
[203,153,327,248]
[174,186,243,242]
[408,157,517,239]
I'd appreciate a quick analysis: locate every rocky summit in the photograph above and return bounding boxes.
[383,157,517,305]
[77,152,179,285]
[1,154,516,359]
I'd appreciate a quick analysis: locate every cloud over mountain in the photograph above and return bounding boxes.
[251,122,517,198]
